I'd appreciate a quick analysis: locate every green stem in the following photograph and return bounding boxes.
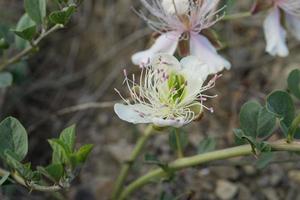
[0,24,63,71]
[112,125,154,200]
[287,114,300,143]
[0,167,64,192]
[222,11,252,21]
[119,140,300,200]
[175,129,184,158]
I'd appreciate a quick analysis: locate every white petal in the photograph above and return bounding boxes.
[190,34,231,75]
[152,117,186,128]
[114,103,152,124]
[131,31,181,66]
[179,56,209,95]
[263,8,289,57]
[161,0,189,15]
[151,53,181,72]
[286,13,300,40]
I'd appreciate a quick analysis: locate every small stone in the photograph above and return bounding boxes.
[237,184,252,200]
[262,188,279,200]
[216,180,239,200]
[211,166,239,180]
[288,170,300,183]
[243,165,256,176]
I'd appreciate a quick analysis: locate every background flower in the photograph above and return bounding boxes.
[131,0,231,74]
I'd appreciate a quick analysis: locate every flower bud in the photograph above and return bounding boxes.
[161,0,190,15]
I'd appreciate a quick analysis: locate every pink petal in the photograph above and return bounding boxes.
[263,7,289,57]
[189,33,231,75]
[131,31,181,66]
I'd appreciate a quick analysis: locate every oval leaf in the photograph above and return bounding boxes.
[256,107,276,138]
[239,100,261,137]
[0,117,28,161]
[288,69,300,99]
[266,91,295,133]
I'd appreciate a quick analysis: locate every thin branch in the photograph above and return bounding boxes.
[0,168,65,192]
[119,140,300,199]
[0,24,64,71]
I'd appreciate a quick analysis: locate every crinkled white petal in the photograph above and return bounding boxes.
[161,0,190,15]
[152,117,186,128]
[190,33,231,75]
[286,13,300,40]
[179,55,209,96]
[131,31,181,66]
[263,7,289,57]
[114,103,152,124]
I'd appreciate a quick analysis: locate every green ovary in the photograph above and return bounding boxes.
[167,72,186,104]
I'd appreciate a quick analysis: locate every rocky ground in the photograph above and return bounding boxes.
[1,0,300,200]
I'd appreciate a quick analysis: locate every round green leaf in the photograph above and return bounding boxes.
[266,91,295,129]
[239,100,261,137]
[256,107,276,138]
[288,69,300,99]
[0,117,28,161]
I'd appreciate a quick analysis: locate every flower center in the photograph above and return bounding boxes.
[167,72,187,104]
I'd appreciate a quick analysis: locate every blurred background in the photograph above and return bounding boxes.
[1,0,300,199]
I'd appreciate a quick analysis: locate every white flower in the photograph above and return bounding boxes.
[131,0,230,75]
[263,0,300,57]
[115,54,219,128]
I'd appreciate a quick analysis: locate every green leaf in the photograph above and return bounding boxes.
[0,171,10,185]
[48,139,70,164]
[59,124,76,152]
[0,72,13,88]
[197,137,216,154]
[75,144,93,164]
[13,25,36,41]
[0,117,28,161]
[49,5,76,25]
[37,163,64,182]
[24,0,47,24]
[256,107,276,138]
[4,150,33,180]
[288,69,300,99]
[168,129,188,151]
[256,152,274,169]
[14,14,36,50]
[239,100,261,137]
[266,91,295,134]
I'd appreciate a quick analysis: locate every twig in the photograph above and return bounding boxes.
[0,24,64,71]
[119,140,300,199]
[0,168,64,192]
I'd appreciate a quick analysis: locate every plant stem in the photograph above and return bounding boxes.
[287,114,300,143]
[112,125,154,200]
[175,129,184,158]
[0,24,63,71]
[222,11,252,21]
[0,167,63,192]
[119,140,300,199]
